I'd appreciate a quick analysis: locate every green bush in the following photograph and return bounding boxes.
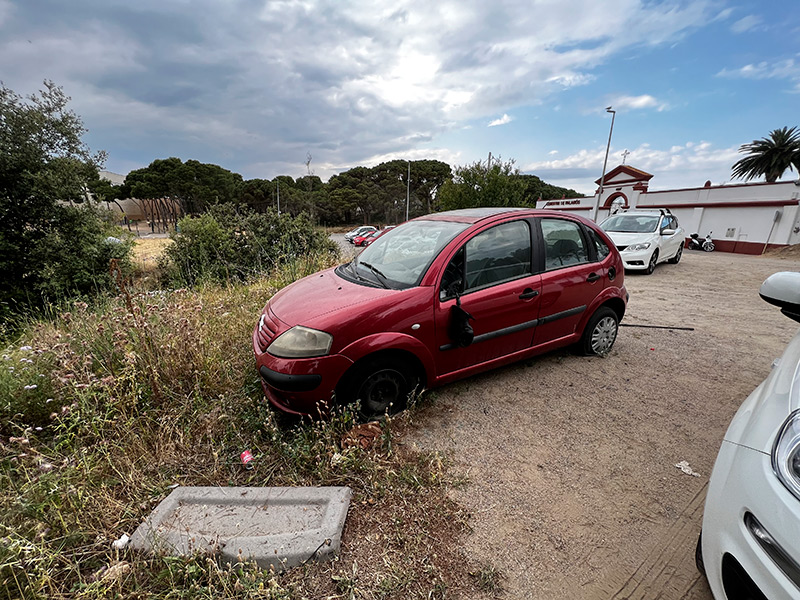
[160,205,337,286]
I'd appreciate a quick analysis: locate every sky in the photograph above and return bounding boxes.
[1,0,798,196]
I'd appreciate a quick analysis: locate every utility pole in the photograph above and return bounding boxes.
[593,106,616,222]
[277,179,281,215]
[406,160,411,222]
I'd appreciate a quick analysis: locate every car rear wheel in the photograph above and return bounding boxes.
[580,307,619,356]
[695,531,705,575]
[646,249,659,274]
[668,243,682,264]
[345,357,417,422]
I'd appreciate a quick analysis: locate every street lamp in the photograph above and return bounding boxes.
[405,160,410,221]
[593,106,616,222]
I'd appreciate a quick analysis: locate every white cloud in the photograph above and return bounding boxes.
[717,58,800,92]
[731,15,762,33]
[488,114,513,127]
[611,94,669,112]
[549,150,559,155]
[525,141,740,194]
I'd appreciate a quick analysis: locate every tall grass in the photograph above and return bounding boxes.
[0,254,475,599]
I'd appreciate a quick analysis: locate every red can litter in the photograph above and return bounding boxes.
[240,450,254,468]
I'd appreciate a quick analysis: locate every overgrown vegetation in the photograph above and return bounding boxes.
[0,254,485,599]
[160,204,337,287]
[0,81,134,321]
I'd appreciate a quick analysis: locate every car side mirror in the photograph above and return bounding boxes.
[760,272,800,323]
[661,228,676,236]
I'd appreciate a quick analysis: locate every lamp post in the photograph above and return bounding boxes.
[405,160,410,221]
[593,106,616,222]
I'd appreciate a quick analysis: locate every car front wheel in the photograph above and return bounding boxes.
[668,243,682,264]
[344,357,417,422]
[646,249,659,274]
[580,307,619,356]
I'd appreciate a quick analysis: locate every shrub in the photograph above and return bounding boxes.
[160,205,337,286]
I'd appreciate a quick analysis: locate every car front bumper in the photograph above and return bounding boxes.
[619,248,653,270]
[253,321,354,417]
[702,438,800,600]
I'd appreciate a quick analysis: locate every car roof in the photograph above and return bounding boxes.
[413,207,535,224]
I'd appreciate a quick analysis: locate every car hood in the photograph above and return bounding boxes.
[603,231,657,246]
[266,266,433,352]
[723,325,800,453]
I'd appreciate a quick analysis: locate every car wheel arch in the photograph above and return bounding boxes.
[335,348,427,412]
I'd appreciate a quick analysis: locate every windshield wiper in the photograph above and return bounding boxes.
[359,261,390,289]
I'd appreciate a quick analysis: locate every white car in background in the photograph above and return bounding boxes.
[344,225,376,243]
[698,271,800,600]
[600,209,684,274]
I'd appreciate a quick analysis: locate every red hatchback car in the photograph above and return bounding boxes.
[254,208,627,420]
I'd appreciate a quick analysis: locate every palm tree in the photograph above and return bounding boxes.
[732,126,800,183]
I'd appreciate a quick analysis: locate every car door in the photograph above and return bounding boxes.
[533,217,605,346]
[434,219,542,377]
[660,215,682,258]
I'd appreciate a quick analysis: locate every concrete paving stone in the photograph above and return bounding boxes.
[129,486,351,570]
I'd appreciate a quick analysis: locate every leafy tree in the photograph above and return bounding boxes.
[0,80,130,318]
[121,157,243,214]
[732,127,800,183]
[518,174,581,203]
[437,157,531,211]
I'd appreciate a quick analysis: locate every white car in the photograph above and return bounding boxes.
[699,271,800,600]
[600,209,684,274]
[343,225,376,243]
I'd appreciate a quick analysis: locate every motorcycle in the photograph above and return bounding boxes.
[688,232,715,252]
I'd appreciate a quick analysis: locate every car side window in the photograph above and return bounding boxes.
[464,221,532,290]
[586,228,610,261]
[541,218,590,270]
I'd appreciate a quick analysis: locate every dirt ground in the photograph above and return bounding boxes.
[395,248,800,600]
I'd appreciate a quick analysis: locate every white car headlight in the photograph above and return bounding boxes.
[268,326,333,358]
[626,242,651,252]
[772,409,800,501]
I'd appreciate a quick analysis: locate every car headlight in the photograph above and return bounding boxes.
[267,326,333,358]
[772,409,800,501]
[626,242,651,252]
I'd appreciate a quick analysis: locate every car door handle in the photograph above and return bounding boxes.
[519,288,539,299]
[587,272,601,283]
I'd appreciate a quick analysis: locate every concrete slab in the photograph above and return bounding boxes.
[129,486,351,570]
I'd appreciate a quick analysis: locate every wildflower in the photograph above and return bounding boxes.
[20,346,32,352]
[24,384,38,390]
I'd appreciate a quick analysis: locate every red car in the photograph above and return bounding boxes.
[352,229,382,247]
[254,208,627,420]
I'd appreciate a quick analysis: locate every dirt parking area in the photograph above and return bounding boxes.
[398,249,800,599]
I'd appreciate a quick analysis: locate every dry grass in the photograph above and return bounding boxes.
[0,255,489,600]
[131,237,173,274]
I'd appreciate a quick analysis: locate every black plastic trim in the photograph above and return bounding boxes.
[538,305,586,325]
[260,366,321,392]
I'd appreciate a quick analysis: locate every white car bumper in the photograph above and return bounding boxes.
[619,248,654,271]
[702,437,800,599]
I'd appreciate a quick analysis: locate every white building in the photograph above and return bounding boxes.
[541,165,800,254]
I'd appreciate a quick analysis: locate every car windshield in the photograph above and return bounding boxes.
[601,214,660,233]
[350,219,470,289]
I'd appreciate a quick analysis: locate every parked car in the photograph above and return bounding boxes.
[600,209,684,274]
[698,271,800,600]
[253,208,628,420]
[344,225,376,243]
[361,226,396,247]
[353,229,382,247]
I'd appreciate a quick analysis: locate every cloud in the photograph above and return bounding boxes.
[717,58,800,92]
[524,141,740,194]
[488,114,512,127]
[0,0,719,179]
[731,15,762,33]
[611,94,669,112]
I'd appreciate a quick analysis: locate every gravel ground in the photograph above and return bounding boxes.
[330,233,800,598]
[402,249,800,600]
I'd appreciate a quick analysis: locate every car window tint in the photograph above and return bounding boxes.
[586,228,610,261]
[463,221,532,291]
[541,219,590,270]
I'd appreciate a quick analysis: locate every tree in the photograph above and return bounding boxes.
[437,157,531,211]
[732,127,800,183]
[0,81,130,318]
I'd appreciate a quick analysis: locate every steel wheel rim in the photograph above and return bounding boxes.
[360,368,404,415]
[676,245,682,260]
[591,316,617,354]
